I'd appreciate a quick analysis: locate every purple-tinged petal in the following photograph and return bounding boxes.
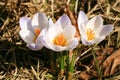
[99,25,114,36]
[48,24,63,41]
[40,28,53,49]
[49,18,54,26]
[19,17,32,31]
[66,38,78,50]
[89,36,105,45]
[79,22,87,40]
[31,12,49,30]
[19,30,35,44]
[56,14,71,29]
[81,37,91,45]
[63,25,76,42]
[27,43,43,51]
[44,38,78,51]
[86,15,103,32]
[78,11,88,27]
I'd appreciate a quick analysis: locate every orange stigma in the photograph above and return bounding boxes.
[86,28,95,40]
[53,34,66,46]
[35,28,41,36]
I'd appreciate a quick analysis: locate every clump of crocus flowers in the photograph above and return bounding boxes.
[19,11,114,80]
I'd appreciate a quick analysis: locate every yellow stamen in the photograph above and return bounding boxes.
[34,28,41,43]
[53,34,66,46]
[86,28,95,40]
[35,28,41,36]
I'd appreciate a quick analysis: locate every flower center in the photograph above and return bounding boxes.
[35,28,41,36]
[86,28,95,40]
[53,34,66,46]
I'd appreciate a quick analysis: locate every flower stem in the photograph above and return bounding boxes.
[66,50,76,80]
[59,52,66,77]
[91,47,102,80]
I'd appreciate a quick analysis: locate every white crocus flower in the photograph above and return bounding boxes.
[19,12,49,50]
[40,14,78,51]
[78,11,114,45]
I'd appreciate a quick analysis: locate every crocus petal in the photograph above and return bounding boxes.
[40,28,53,49]
[63,25,76,42]
[49,18,54,26]
[66,38,78,50]
[88,36,105,45]
[86,15,103,32]
[99,25,114,36]
[44,38,78,51]
[78,11,88,27]
[19,30,35,44]
[27,43,43,51]
[50,39,78,51]
[82,36,105,45]
[19,17,32,31]
[81,37,91,45]
[26,30,44,51]
[46,39,78,51]
[31,12,49,30]
[48,24,63,41]
[79,22,87,40]
[49,45,66,51]
[36,34,43,44]
[56,14,71,29]
[78,11,88,39]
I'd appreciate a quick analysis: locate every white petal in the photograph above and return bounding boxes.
[56,14,71,29]
[40,28,53,49]
[86,15,103,32]
[81,37,90,45]
[91,36,105,44]
[48,24,63,41]
[77,11,88,40]
[49,45,66,51]
[85,36,105,46]
[79,22,87,40]
[99,25,114,36]
[19,30,35,44]
[27,30,44,51]
[36,33,44,47]
[36,34,42,44]
[63,25,76,42]
[31,12,49,30]
[48,39,78,51]
[77,11,88,27]
[27,43,43,51]
[66,38,78,50]
[49,18,54,26]
[19,17,32,31]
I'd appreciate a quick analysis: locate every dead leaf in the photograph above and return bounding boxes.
[110,56,120,75]
[78,71,90,80]
[102,48,120,76]
[96,47,113,56]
